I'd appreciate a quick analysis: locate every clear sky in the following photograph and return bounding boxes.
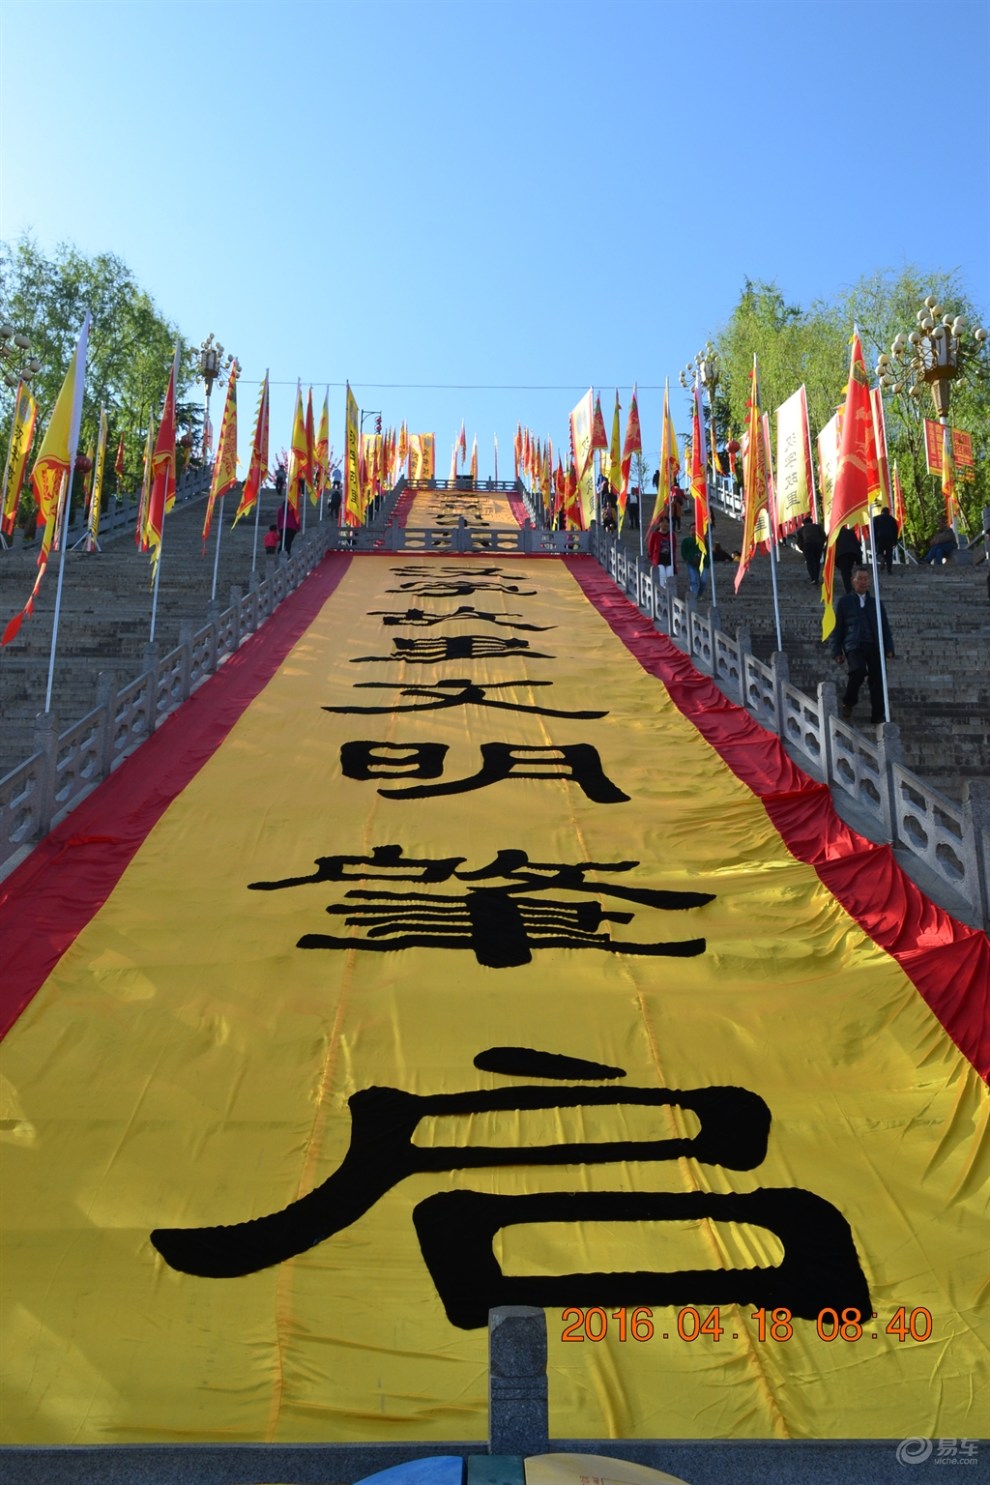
[2,0,988,475]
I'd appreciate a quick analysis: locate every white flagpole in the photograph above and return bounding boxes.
[149,342,180,645]
[763,412,783,652]
[700,378,718,612]
[250,371,268,573]
[44,315,90,713]
[210,493,225,603]
[251,474,262,572]
[149,531,164,644]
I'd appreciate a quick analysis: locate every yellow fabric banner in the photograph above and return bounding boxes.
[1,557,985,1447]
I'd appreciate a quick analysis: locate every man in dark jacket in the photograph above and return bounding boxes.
[796,513,826,583]
[830,565,895,723]
[835,525,862,593]
[872,507,899,574]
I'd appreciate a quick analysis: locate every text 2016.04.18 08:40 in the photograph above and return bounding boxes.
[559,1306,933,1344]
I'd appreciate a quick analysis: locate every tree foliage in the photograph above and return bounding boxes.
[713,269,989,545]
[0,236,200,500]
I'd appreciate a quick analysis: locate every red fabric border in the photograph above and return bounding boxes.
[566,558,990,1083]
[0,555,353,1041]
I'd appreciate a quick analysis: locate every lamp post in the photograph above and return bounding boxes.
[0,324,41,391]
[876,296,987,536]
[197,333,234,462]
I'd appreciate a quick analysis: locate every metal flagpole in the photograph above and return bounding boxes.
[768,518,783,653]
[638,475,645,561]
[251,474,262,572]
[148,528,164,643]
[866,511,891,723]
[210,493,225,603]
[703,380,718,613]
[44,471,71,713]
[44,315,90,712]
[250,369,269,573]
[763,419,783,652]
[280,481,291,555]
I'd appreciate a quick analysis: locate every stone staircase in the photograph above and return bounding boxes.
[0,487,309,778]
[2,493,988,806]
[620,509,990,804]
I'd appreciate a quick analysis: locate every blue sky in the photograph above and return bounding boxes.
[1,0,988,473]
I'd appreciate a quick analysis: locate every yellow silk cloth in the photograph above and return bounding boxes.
[404,487,522,528]
[1,558,985,1444]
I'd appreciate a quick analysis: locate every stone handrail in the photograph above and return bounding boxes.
[0,526,330,879]
[590,526,989,929]
[1,515,986,928]
[326,523,589,555]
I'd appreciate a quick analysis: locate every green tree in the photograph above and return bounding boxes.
[712,269,989,546]
[0,236,200,511]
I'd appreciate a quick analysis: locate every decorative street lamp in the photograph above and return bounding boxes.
[876,296,987,533]
[0,323,42,390]
[197,333,235,461]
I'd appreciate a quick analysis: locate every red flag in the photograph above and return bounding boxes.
[305,388,317,505]
[690,382,709,554]
[619,386,641,531]
[114,432,126,485]
[734,356,770,593]
[563,462,582,530]
[145,345,179,574]
[827,330,880,542]
[233,370,270,526]
[591,395,608,452]
[892,460,906,531]
[553,456,565,523]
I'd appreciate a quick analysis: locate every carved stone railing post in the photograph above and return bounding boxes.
[817,679,838,779]
[961,779,990,922]
[32,710,59,839]
[875,721,903,839]
[247,570,260,631]
[488,1306,548,1457]
[178,621,194,698]
[95,671,117,779]
[142,642,160,734]
[771,651,789,734]
[229,586,242,652]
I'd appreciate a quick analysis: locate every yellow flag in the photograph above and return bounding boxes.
[1,380,38,537]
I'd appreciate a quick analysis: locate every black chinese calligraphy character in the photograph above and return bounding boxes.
[150,1054,869,1329]
[324,679,605,720]
[385,564,536,597]
[414,1187,872,1329]
[353,636,554,663]
[339,742,629,803]
[250,845,712,966]
[368,607,553,632]
[150,1072,771,1276]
